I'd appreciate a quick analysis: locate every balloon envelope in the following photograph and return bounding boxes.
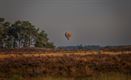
[65,32,72,40]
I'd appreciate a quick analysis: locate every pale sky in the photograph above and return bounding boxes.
[0,0,131,46]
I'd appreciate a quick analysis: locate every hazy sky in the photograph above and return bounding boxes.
[0,0,131,46]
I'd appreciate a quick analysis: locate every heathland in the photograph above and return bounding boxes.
[0,49,131,80]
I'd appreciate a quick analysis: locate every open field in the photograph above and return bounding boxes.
[0,50,131,80]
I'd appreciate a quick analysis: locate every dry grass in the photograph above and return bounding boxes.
[0,50,131,80]
[0,50,130,59]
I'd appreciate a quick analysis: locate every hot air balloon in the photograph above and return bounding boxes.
[65,32,72,40]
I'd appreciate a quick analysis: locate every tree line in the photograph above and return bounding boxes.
[0,18,55,49]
